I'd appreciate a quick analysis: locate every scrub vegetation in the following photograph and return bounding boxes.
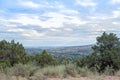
[0,32,120,80]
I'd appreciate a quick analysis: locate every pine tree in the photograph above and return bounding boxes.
[35,50,57,67]
[0,40,27,67]
[91,32,120,72]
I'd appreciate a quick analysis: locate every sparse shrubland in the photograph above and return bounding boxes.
[1,32,120,80]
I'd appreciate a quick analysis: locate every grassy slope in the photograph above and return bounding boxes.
[0,63,120,80]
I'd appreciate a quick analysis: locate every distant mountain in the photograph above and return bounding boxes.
[25,45,93,58]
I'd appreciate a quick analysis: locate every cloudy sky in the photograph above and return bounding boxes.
[0,0,120,47]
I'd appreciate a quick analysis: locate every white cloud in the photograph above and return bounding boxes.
[112,21,120,25]
[8,28,24,32]
[75,0,97,7]
[112,10,120,18]
[89,24,106,32]
[41,12,66,28]
[1,12,88,42]
[1,0,120,46]
[43,12,80,28]
[88,14,114,20]
[67,16,87,25]
[64,28,73,32]
[50,28,60,32]
[8,14,42,26]
[18,0,64,9]
[7,12,87,28]
[18,0,42,8]
[8,28,45,39]
[22,30,45,38]
[1,10,120,45]
[110,0,120,4]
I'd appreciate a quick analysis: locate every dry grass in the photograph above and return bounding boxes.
[115,70,120,77]
[3,63,39,77]
[35,65,66,78]
[1,63,120,80]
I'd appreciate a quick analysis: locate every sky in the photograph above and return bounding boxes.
[0,0,120,47]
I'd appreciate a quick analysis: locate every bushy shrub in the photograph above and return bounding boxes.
[78,66,100,77]
[65,64,78,77]
[35,50,58,67]
[0,60,11,72]
[103,66,115,76]
[5,63,39,77]
[35,65,66,78]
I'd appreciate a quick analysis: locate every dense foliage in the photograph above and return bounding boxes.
[74,32,120,73]
[35,50,58,67]
[0,40,58,68]
[0,40,28,68]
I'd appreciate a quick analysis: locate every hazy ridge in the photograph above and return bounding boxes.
[25,45,93,58]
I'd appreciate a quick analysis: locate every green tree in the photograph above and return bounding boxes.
[91,32,120,72]
[0,40,27,67]
[35,50,57,67]
[74,32,120,73]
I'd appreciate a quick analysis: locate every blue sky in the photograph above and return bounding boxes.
[0,0,120,47]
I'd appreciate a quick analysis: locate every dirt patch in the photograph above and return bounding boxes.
[1,76,120,80]
[48,77,95,80]
[104,76,120,80]
[48,76,120,80]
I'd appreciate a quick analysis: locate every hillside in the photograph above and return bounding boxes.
[25,45,93,58]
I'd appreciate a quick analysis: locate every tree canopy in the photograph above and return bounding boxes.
[35,50,58,67]
[74,32,120,73]
[92,32,120,72]
[0,40,27,67]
